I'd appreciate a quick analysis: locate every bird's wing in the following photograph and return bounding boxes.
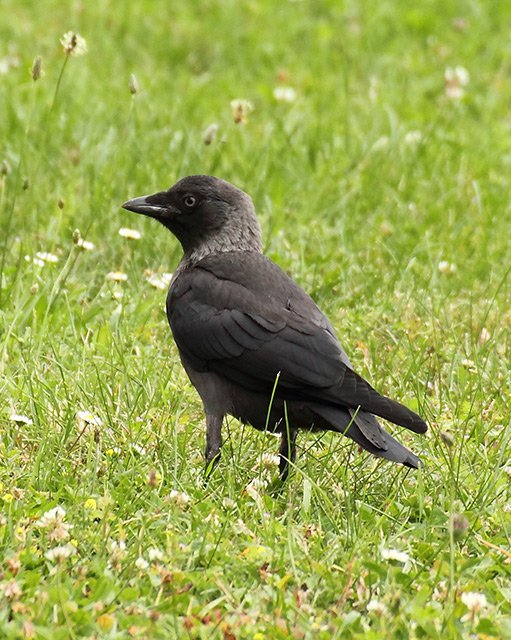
[167,252,426,433]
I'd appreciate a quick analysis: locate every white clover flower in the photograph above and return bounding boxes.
[118,227,141,240]
[9,413,33,425]
[35,251,59,264]
[303,523,323,539]
[168,489,191,508]
[449,66,470,86]
[108,540,127,569]
[0,54,20,75]
[36,505,66,526]
[445,66,469,100]
[135,556,149,570]
[36,505,73,542]
[230,99,254,124]
[222,497,236,510]
[366,599,388,616]
[148,547,164,562]
[60,32,88,57]
[461,591,487,612]
[461,358,476,372]
[145,273,167,290]
[24,254,44,267]
[109,540,126,553]
[147,275,166,290]
[432,580,448,602]
[205,512,221,527]
[478,327,491,345]
[2,580,22,600]
[106,271,128,282]
[76,238,95,251]
[404,130,423,145]
[131,443,147,455]
[273,86,296,102]
[438,260,457,275]
[381,548,410,564]
[45,544,76,562]
[233,518,255,538]
[76,410,102,426]
[259,452,280,469]
[245,477,267,502]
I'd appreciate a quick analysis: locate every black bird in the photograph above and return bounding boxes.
[122,175,427,480]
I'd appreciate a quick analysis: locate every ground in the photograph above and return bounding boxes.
[1,1,510,638]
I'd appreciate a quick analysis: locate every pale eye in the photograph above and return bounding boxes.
[183,195,196,207]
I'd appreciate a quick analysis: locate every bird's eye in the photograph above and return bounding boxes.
[183,195,197,208]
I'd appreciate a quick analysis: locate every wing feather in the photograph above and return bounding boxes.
[167,253,427,434]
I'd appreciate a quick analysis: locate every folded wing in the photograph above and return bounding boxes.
[167,252,427,435]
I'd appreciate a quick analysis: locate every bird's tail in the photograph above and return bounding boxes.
[335,368,428,435]
[312,404,422,468]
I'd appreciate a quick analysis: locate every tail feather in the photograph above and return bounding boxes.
[312,404,422,469]
[347,420,422,468]
[337,369,428,434]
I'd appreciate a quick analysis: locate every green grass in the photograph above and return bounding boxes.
[1,0,511,637]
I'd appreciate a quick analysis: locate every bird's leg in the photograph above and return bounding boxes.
[279,427,297,481]
[204,413,223,476]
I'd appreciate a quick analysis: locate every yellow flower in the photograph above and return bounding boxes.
[84,498,97,510]
[3,493,14,503]
[97,613,115,632]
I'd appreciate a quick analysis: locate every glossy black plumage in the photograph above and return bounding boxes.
[122,175,427,478]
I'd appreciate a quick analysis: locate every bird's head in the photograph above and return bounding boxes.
[122,175,262,261]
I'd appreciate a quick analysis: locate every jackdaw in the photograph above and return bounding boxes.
[122,175,427,480]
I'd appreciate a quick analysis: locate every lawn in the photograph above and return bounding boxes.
[1,0,511,637]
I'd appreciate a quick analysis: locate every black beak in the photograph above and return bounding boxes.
[122,195,168,217]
